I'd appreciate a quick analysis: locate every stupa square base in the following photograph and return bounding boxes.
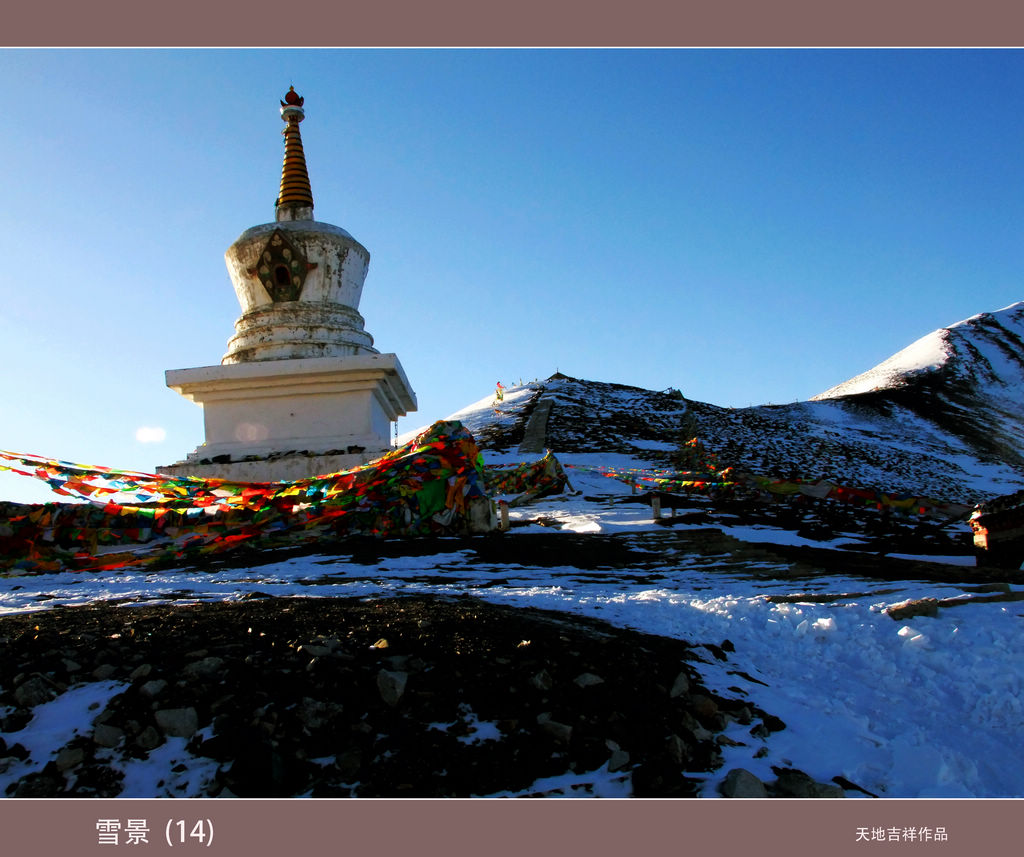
[160,353,416,482]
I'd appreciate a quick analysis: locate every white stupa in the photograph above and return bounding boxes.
[159,87,417,482]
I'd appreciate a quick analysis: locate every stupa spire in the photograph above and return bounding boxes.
[276,86,314,221]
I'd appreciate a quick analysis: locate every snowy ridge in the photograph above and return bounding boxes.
[814,302,1024,401]
[692,302,1024,503]
[402,302,1024,504]
[811,327,953,400]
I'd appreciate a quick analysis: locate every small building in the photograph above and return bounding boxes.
[159,88,417,482]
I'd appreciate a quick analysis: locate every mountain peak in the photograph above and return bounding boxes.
[812,301,1024,401]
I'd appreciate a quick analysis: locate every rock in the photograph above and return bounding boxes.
[135,726,162,751]
[689,693,719,720]
[55,746,86,772]
[298,645,331,658]
[732,705,753,726]
[12,771,64,797]
[665,733,691,765]
[5,742,29,761]
[530,669,553,691]
[1,710,32,732]
[296,698,343,729]
[669,671,690,698]
[536,712,573,744]
[62,658,82,673]
[574,672,604,688]
[92,724,124,748]
[14,676,56,708]
[376,670,408,706]
[679,710,713,741]
[183,656,225,680]
[130,663,153,681]
[140,679,168,699]
[154,707,199,738]
[771,767,845,798]
[719,768,769,798]
[885,598,939,620]
[335,749,362,781]
[91,664,117,681]
[608,749,631,772]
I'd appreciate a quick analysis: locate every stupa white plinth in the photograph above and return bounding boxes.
[159,88,417,482]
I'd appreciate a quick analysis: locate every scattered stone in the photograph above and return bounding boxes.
[376,670,408,706]
[183,656,225,680]
[63,659,82,673]
[11,770,64,797]
[885,598,939,620]
[14,676,56,708]
[665,733,691,765]
[6,743,29,761]
[680,710,714,741]
[296,698,343,729]
[298,645,331,658]
[719,768,769,798]
[530,669,553,691]
[832,775,880,798]
[55,746,86,772]
[92,724,125,748]
[135,726,162,751]
[608,748,631,772]
[689,693,719,720]
[1,711,32,733]
[669,671,690,698]
[573,672,604,688]
[732,705,753,726]
[536,712,573,744]
[91,664,117,681]
[140,679,168,699]
[154,707,199,738]
[130,664,153,681]
[770,767,845,798]
[335,749,362,781]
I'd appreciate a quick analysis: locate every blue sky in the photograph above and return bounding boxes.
[2,48,1023,503]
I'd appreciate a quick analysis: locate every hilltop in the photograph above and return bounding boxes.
[434,302,1024,506]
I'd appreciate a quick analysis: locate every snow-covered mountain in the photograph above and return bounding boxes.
[438,303,1024,504]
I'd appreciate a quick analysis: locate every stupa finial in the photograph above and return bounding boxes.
[276,87,314,221]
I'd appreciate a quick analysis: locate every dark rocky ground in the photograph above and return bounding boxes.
[0,592,852,799]
[3,492,1010,800]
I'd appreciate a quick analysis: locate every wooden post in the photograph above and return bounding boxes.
[652,494,662,520]
[499,500,510,531]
